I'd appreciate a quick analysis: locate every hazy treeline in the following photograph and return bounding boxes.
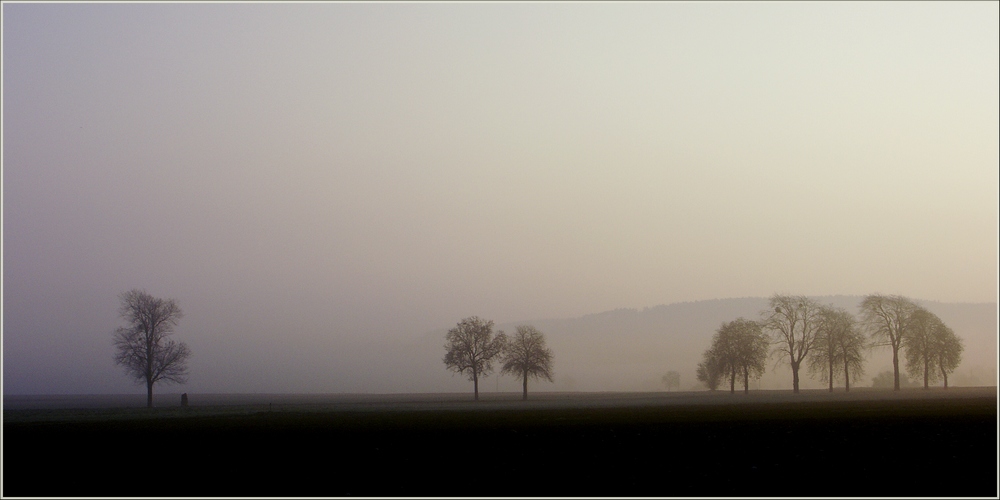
[696,293,964,393]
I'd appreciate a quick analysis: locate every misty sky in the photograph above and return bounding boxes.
[3,2,998,395]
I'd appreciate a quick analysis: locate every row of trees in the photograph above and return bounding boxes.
[112,289,964,407]
[443,316,554,400]
[697,294,964,393]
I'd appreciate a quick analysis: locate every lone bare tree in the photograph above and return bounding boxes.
[760,295,822,393]
[443,316,506,401]
[113,289,191,408]
[859,294,920,391]
[500,325,554,400]
[809,306,867,392]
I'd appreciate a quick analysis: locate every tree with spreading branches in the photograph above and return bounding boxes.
[809,306,867,392]
[760,295,822,393]
[443,316,506,401]
[933,324,963,389]
[904,308,963,389]
[500,325,554,400]
[707,318,769,394]
[859,294,921,391]
[113,289,191,408]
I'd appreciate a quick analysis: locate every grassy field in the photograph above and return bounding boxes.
[3,388,996,497]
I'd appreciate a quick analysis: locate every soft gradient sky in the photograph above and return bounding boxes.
[3,2,997,394]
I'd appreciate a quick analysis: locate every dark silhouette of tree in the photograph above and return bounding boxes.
[904,307,940,389]
[708,318,769,394]
[499,325,553,400]
[696,355,723,391]
[112,289,191,408]
[760,295,822,393]
[905,308,963,389]
[808,306,867,392]
[933,324,963,389]
[661,371,681,391]
[443,316,505,401]
[859,294,920,391]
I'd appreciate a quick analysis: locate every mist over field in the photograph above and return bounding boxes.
[3,3,997,397]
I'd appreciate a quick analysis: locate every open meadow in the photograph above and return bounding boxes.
[3,387,996,497]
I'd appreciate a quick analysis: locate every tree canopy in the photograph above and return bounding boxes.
[760,295,823,393]
[113,289,191,407]
[859,294,921,391]
[443,316,506,401]
[500,325,554,400]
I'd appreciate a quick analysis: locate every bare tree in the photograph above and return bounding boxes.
[443,316,506,401]
[833,313,867,392]
[661,371,681,392]
[760,295,822,393]
[808,306,867,392]
[113,289,191,408]
[732,319,770,394]
[499,325,553,400]
[905,308,963,389]
[858,294,920,391]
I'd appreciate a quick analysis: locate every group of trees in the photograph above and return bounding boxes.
[111,289,965,407]
[697,294,964,393]
[111,291,558,407]
[443,316,554,400]
[696,318,770,393]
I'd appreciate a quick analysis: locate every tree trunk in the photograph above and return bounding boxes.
[844,358,851,392]
[828,359,834,393]
[892,347,900,391]
[923,357,930,389]
[522,373,528,401]
[729,369,736,394]
[791,361,800,394]
[473,369,479,401]
[743,369,749,394]
[146,379,154,408]
[942,366,949,389]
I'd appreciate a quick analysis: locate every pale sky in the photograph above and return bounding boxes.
[3,2,997,395]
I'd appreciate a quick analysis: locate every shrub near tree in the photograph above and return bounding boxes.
[696,355,723,391]
[872,370,919,389]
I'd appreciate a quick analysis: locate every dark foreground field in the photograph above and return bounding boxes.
[3,388,997,497]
